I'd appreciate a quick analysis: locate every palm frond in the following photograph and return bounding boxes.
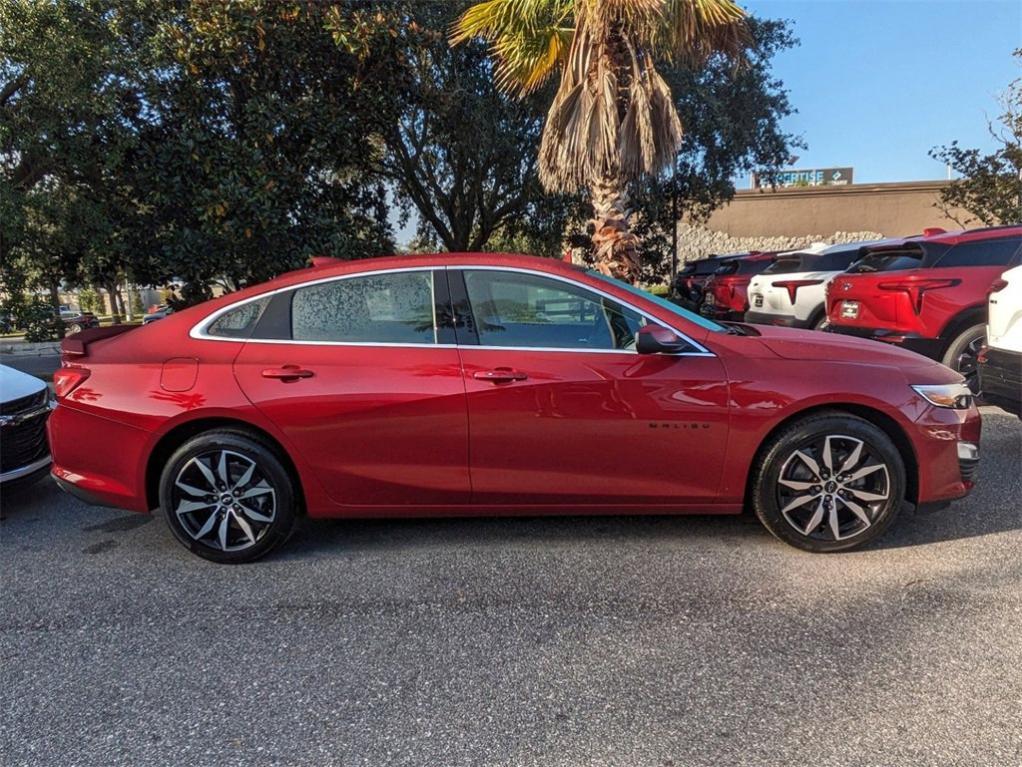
[450,0,575,95]
[658,0,750,62]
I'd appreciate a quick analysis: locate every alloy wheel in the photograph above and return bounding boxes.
[171,449,277,552]
[775,434,891,542]
[953,332,985,383]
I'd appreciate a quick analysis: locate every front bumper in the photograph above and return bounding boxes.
[0,454,52,488]
[911,402,982,505]
[823,324,943,360]
[978,347,1022,418]
[744,310,812,329]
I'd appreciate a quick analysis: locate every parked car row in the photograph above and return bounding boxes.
[676,224,1022,419]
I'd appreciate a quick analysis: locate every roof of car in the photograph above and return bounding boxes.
[865,225,1022,252]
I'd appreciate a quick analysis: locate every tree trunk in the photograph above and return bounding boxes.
[590,174,641,283]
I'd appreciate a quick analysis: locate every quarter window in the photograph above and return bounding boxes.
[206,297,271,339]
[462,270,645,350]
[291,271,437,344]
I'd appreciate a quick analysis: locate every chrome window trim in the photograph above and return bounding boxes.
[189,264,714,357]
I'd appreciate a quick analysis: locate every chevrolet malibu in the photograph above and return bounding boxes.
[48,253,981,562]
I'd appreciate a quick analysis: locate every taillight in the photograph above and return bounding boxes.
[53,366,90,398]
[772,279,824,304]
[989,278,1009,295]
[878,278,960,314]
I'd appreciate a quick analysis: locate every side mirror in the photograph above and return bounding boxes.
[636,325,690,355]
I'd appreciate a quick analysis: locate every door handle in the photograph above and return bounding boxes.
[262,365,314,382]
[472,368,528,383]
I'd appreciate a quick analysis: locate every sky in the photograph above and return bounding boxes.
[741,0,1021,184]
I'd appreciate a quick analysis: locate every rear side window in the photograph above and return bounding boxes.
[847,248,923,273]
[206,297,271,338]
[814,248,861,271]
[933,237,1021,268]
[291,271,436,344]
[763,256,803,275]
[737,258,773,275]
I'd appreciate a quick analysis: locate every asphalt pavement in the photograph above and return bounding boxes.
[1,408,1021,767]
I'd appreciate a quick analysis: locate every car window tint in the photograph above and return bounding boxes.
[737,258,772,275]
[207,296,271,338]
[463,270,646,351]
[933,237,1022,268]
[814,249,860,271]
[763,256,803,275]
[291,271,436,344]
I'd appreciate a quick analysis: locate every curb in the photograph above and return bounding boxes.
[0,341,61,356]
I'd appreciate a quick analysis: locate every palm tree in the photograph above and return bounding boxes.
[451,0,749,282]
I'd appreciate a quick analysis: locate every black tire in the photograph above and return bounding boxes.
[159,429,297,563]
[941,322,985,389]
[810,311,828,331]
[751,412,905,553]
[67,323,83,335]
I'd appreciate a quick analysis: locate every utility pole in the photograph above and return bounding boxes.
[670,176,679,291]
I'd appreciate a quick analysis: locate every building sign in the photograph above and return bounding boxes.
[753,167,854,189]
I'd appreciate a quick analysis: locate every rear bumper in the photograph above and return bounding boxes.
[700,304,744,322]
[744,310,812,329]
[47,403,151,513]
[979,347,1022,417]
[823,324,942,360]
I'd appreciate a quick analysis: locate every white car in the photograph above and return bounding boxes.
[978,264,1022,418]
[745,240,885,330]
[0,364,54,488]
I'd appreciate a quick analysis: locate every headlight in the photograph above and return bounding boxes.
[911,383,974,409]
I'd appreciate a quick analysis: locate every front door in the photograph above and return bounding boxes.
[232,268,470,508]
[453,268,730,506]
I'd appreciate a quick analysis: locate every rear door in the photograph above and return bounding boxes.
[452,268,730,506]
[230,268,471,507]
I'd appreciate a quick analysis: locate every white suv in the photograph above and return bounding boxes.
[978,264,1022,418]
[745,240,882,330]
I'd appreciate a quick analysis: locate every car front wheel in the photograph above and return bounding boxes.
[159,430,297,563]
[752,413,905,552]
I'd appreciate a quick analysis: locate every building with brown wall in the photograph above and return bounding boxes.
[702,179,967,239]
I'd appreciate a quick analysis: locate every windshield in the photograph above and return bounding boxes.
[586,271,727,333]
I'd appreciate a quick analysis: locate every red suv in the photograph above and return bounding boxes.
[700,252,777,321]
[825,226,1022,384]
[673,253,740,311]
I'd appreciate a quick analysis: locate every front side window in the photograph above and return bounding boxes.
[291,270,436,344]
[463,270,645,351]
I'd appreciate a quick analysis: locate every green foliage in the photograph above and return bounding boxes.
[374,1,583,256]
[18,297,63,342]
[2,1,796,298]
[2,1,397,305]
[78,287,100,314]
[930,49,1022,227]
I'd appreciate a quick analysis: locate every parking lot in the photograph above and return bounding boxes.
[0,408,1017,766]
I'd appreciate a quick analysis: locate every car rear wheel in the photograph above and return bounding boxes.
[751,413,905,552]
[159,430,296,563]
[941,323,985,390]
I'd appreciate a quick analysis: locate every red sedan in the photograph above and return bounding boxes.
[49,253,980,562]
